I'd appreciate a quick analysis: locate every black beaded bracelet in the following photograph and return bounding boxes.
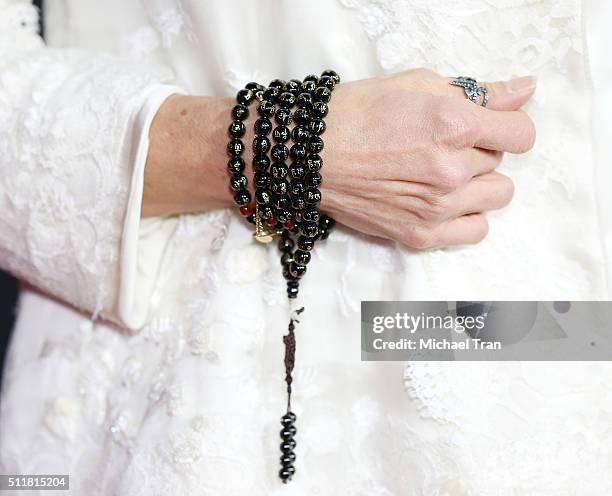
[226,70,340,484]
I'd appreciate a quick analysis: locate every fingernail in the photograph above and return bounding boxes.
[507,75,538,94]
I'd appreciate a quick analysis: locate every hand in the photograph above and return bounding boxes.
[321,69,537,249]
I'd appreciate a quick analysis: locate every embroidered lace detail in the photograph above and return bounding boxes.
[0,1,175,319]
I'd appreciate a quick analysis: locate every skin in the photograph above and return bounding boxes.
[143,68,537,249]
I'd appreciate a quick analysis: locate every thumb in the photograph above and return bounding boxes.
[484,75,538,111]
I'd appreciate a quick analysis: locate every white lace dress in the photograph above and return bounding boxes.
[1,0,611,494]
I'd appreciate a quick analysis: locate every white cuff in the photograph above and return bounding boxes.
[118,84,185,330]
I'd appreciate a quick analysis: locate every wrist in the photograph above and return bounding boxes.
[143,94,253,217]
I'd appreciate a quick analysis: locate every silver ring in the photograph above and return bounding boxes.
[450,76,489,107]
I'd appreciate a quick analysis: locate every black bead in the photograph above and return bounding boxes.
[255,189,272,205]
[279,466,296,483]
[230,173,247,191]
[270,162,289,178]
[301,221,319,238]
[313,86,332,103]
[263,86,281,103]
[268,79,286,89]
[254,117,273,135]
[281,452,297,464]
[308,118,326,136]
[233,189,251,206]
[289,261,307,278]
[278,237,295,252]
[275,208,292,223]
[232,104,249,121]
[292,126,310,143]
[297,91,314,108]
[245,81,264,91]
[246,214,255,224]
[290,144,308,161]
[271,144,289,162]
[306,154,322,172]
[236,88,255,105]
[319,214,335,229]
[286,79,302,95]
[226,139,245,157]
[318,227,330,240]
[290,179,306,195]
[282,265,296,281]
[317,75,335,90]
[289,161,306,179]
[278,91,296,107]
[272,126,290,143]
[254,172,271,188]
[273,194,291,210]
[311,101,329,118]
[228,120,246,138]
[301,80,317,93]
[274,107,292,125]
[303,73,319,83]
[280,425,297,439]
[281,409,296,424]
[321,69,341,84]
[298,235,315,251]
[308,136,324,154]
[305,188,322,204]
[291,194,307,211]
[227,157,245,174]
[252,154,270,171]
[280,439,297,452]
[270,177,289,195]
[287,285,299,299]
[301,206,320,223]
[259,204,274,219]
[294,249,311,266]
[286,280,300,289]
[293,108,311,126]
[258,100,276,117]
[252,135,271,154]
[305,172,322,188]
[281,252,294,266]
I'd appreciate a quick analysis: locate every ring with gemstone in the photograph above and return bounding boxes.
[450,76,490,107]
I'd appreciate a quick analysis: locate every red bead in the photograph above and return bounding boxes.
[284,220,295,230]
[240,202,254,216]
[267,217,277,226]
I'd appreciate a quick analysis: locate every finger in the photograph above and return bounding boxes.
[462,148,503,176]
[470,106,536,154]
[482,76,538,111]
[433,213,489,247]
[447,75,538,111]
[443,171,514,219]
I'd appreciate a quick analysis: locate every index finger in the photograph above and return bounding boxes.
[470,105,536,154]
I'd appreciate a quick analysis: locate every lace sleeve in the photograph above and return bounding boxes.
[0,0,181,326]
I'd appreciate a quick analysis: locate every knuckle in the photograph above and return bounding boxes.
[403,226,435,250]
[431,102,480,148]
[420,195,449,222]
[432,163,469,192]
